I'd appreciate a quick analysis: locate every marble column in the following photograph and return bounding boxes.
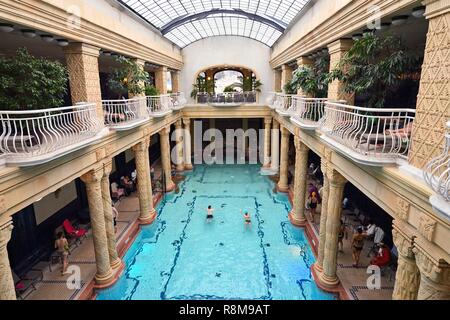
[288,136,309,226]
[155,66,168,94]
[392,228,420,300]
[296,57,314,97]
[81,169,114,286]
[277,126,290,192]
[314,157,331,273]
[242,118,248,159]
[281,64,294,93]
[273,69,282,92]
[174,120,185,172]
[183,118,193,170]
[270,120,280,172]
[0,221,15,300]
[133,138,157,224]
[63,42,103,118]
[263,117,272,168]
[327,39,354,104]
[319,168,347,288]
[171,70,181,93]
[101,161,121,270]
[160,126,176,192]
[414,247,450,300]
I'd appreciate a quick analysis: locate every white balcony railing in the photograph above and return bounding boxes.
[271,94,297,116]
[290,98,336,130]
[320,102,416,166]
[103,98,149,130]
[197,92,258,105]
[0,103,105,166]
[170,92,187,110]
[147,94,173,117]
[424,122,450,219]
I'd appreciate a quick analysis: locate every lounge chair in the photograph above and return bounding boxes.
[13,269,43,300]
[62,219,87,244]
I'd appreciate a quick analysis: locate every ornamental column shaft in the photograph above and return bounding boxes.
[155,66,168,94]
[63,43,103,118]
[101,161,121,269]
[277,126,290,192]
[315,157,331,272]
[263,118,272,168]
[0,221,15,300]
[133,139,157,224]
[183,118,193,170]
[319,168,347,288]
[392,228,420,300]
[296,57,314,97]
[174,120,185,171]
[327,39,354,104]
[171,70,181,93]
[289,136,309,226]
[81,169,113,286]
[273,69,282,92]
[160,126,176,192]
[281,64,294,93]
[270,120,280,172]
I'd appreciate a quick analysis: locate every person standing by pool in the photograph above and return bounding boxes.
[54,232,70,275]
[206,205,214,223]
[241,209,252,230]
[351,226,367,267]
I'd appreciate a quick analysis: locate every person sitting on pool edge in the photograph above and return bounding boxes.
[206,205,214,223]
[241,209,251,230]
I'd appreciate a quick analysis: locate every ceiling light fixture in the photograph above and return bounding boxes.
[0,23,14,33]
[21,29,36,38]
[56,39,69,47]
[412,6,426,18]
[41,35,54,42]
[391,15,409,26]
[352,33,363,41]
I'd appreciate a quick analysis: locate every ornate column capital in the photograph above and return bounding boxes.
[183,118,191,126]
[175,119,183,129]
[422,0,450,18]
[272,120,280,129]
[392,226,415,259]
[326,167,347,187]
[103,159,113,178]
[132,139,150,153]
[413,246,450,285]
[159,126,170,136]
[294,136,309,154]
[327,38,354,55]
[81,168,103,185]
[280,126,290,137]
[296,56,313,67]
[63,42,101,57]
[264,117,272,126]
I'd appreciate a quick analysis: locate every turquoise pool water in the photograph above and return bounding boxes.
[97,165,335,300]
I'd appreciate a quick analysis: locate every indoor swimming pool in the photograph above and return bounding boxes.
[97,165,335,300]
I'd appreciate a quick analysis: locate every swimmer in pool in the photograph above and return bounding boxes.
[241,209,251,230]
[206,205,214,223]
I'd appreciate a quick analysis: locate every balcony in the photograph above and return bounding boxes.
[270,94,297,116]
[103,98,149,130]
[170,92,187,110]
[424,122,450,219]
[147,95,173,117]
[289,98,329,129]
[0,103,106,166]
[320,102,416,166]
[197,92,258,106]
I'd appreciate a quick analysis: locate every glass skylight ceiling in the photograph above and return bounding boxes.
[118,0,310,48]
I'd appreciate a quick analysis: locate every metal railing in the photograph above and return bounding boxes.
[197,91,258,104]
[271,93,297,115]
[170,92,187,110]
[320,102,416,164]
[103,98,149,130]
[290,98,331,129]
[147,94,173,117]
[0,103,103,165]
[424,121,450,202]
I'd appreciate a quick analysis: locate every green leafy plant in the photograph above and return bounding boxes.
[237,75,263,92]
[290,54,330,97]
[145,85,160,96]
[108,56,149,98]
[223,85,237,93]
[0,47,68,110]
[190,84,199,99]
[329,33,418,108]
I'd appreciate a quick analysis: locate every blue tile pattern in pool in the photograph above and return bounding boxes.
[97,165,336,300]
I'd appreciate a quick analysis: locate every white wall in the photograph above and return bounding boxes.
[181,36,273,103]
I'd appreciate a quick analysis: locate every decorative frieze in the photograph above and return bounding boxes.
[418,215,437,242]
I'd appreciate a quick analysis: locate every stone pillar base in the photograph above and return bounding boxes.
[184,163,193,171]
[139,209,157,225]
[166,181,176,193]
[277,183,289,193]
[312,262,323,274]
[318,272,340,289]
[94,268,114,288]
[288,211,306,227]
[176,165,185,172]
[110,257,123,270]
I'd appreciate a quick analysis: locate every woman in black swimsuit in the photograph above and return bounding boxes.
[242,209,251,230]
[206,205,214,223]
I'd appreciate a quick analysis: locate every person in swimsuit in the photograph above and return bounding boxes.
[308,192,318,221]
[54,232,70,275]
[351,227,367,267]
[338,219,348,253]
[241,209,251,230]
[112,205,119,233]
[206,205,214,223]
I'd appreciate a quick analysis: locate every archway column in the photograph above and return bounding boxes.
[81,168,114,286]
[132,138,157,225]
[174,120,185,171]
[160,126,176,192]
[296,57,314,97]
[101,160,122,269]
[263,117,272,168]
[288,136,308,227]
[281,64,294,93]
[155,66,168,94]
[270,120,280,173]
[183,118,193,170]
[277,126,290,192]
[327,39,354,104]
[318,168,347,288]
[0,220,15,300]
